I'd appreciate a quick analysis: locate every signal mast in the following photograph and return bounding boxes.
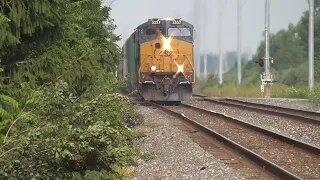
[260,0,274,98]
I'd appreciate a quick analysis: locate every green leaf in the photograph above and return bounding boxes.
[0,95,19,111]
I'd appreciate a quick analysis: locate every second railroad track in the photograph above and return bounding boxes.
[193,94,320,124]
[153,102,320,179]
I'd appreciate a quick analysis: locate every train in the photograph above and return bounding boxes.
[118,18,195,102]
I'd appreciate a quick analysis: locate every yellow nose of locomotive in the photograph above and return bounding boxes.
[139,36,194,101]
[139,36,194,77]
[162,37,172,51]
[120,18,194,102]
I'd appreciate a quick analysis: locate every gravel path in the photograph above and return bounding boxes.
[131,105,247,180]
[185,99,320,147]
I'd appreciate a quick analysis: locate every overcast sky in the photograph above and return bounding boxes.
[109,0,308,55]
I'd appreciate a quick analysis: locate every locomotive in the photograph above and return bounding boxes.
[118,18,195,102]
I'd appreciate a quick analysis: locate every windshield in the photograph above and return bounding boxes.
[168,28,191,37]
[144,28,164,36]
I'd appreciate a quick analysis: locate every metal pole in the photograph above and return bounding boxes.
[200,0,208,79]
[203,0,208,79]
[308,0,314,90]
[218,0,223,85]
[237,0,242,85]
[204,54,207,79]
[193,0,201,78]
[263,0,272,98]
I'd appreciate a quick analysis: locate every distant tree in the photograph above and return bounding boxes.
[240,8,320,86]
[316,0,320,11]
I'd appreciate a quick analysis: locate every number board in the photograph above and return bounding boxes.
[151,19,161,25]
[171,19,182,25]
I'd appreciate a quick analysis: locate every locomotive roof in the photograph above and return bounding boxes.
[123,18,194,46]
[136,18,194,30]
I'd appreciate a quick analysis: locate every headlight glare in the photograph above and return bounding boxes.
[151,65,157,72]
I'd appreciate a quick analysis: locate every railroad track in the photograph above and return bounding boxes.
[152,102,320,180]
[192,94,320,125]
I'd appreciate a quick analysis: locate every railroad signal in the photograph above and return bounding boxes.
[261,0,273,98]
[256,57,265,67]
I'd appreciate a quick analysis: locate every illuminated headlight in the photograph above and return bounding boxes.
[162,37,172,50]
[177,65,184,73]
[151,65,157,72]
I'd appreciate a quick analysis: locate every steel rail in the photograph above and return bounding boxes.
[192,94,320,124]
[181,103,320,155]
[223,98,320,121]
[152,102,302,180]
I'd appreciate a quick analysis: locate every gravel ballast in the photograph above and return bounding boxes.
[167,105,320,178]
[186,98,320,147]
[131,105,247,180]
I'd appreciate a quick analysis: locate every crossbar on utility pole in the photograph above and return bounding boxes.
[308,0,314,90]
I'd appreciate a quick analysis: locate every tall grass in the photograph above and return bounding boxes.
[199,83,262,97]
[309,85,320,105]
[195,82,320,104]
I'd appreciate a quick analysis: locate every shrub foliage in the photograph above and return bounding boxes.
[0,0,140,179]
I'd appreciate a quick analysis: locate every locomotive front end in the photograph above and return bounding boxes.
[139,18,194,101]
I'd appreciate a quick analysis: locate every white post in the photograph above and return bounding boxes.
[193,0,201,78]
[202,0,209,80]
[308,0,314,90]
[204,54,208,79]
[237,0,242,85]
[262,0,272,98]
[218,0,223,85]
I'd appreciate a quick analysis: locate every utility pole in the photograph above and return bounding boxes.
[261,0,273,98]
[193,0,201,78]
[202,0,208,79]
[237,0,242,85]
[218,0,223,85]
[308,0,314,90]
[204,54,208,79]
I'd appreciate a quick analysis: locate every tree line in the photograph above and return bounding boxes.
[0,0,140,178]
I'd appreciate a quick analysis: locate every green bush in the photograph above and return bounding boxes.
[0,0,142,179]
[309,85,320,105]
[284,86,309,99]
[0,84,41,142]
[0,81,139,179]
